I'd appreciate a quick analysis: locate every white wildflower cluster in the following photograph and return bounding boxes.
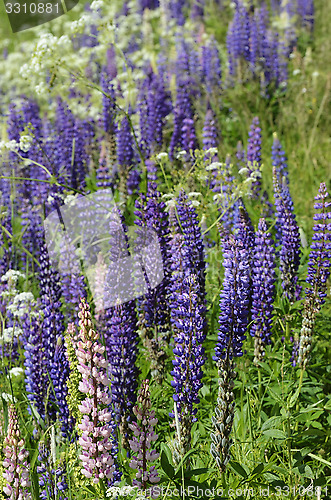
[7,292,37,319]
[1,270,25,287]
[0,140,19,156]
[90,0,104,11]
[1,393,16,403]
[8,367,24,381]
[1,327,24,344]
[19,135,33,153]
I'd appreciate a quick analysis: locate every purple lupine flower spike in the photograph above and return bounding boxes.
[251,218,276,364]
[297,183,331,367]
[3,405,31,500]
[246,117,262,199]
[169,257,206,455]
[175,190,206,303]
[134,182,171,382]
[24,313,46,419]
[129,380,160,495]
[273,167,301,302]
[214,228,250,362]
[106,304,139,448]
[211,226,250,472]
[76,298,115,484]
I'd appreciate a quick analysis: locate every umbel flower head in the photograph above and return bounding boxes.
[129,380,160,497]
[76,298,115,484]
[3,404,31,500]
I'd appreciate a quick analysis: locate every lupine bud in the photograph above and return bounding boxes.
[3,405,31,500]
[129,380,160,496]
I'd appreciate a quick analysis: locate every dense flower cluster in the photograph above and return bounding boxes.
[76,299,115,483]
[273,167,301,302]
[214,229,250,362]
[251,218,276,364]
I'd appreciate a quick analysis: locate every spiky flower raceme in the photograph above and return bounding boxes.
[273,167,301,302]
[3,405,31,500]
[107,304,139,448]
[76,299,115,484]
[170,277,205,450]
[214,228,250,362]
[251,218,276,364]
[175,190,206,303]
[211,227,250,472]
[298,183,331,367]
[129,380,160,496]
[134,182,171,382]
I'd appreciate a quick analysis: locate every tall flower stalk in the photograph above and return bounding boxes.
[251,218,276,364]
[3,404,31,500]
[211,227,250,473]
[76,298,115,486]
[297,183,331,367]
[129,380,160,497]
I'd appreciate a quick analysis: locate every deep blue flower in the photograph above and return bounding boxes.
[250,218,276,363]
[273,167,301,301]
[214,228,250,362]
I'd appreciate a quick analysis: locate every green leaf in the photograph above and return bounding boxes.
[184,468,209,479]
[228,461,248,478]
[263,429,287,440]
[288,386,301,408]
[261,416,283,432]
[160,450,175,479]
[251,463,264,476]
[268,388,284,405]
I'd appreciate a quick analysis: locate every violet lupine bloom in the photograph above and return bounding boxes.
[298,183,331,367]
[273,167,301,302]
[134,182,171,381]
[3,405,31,500]
[138,72,171,158]
[50,338,74,438]
[201,41,222,95]
[250,218,276,364]
[211,228,249,472]
[175,190,206,303]
[24,314,46,419]
[76,298,115,484]
[138,0,159,12]
[170,271,206,451]
[129,380,160,495]
[214,228,250,362]
[169,78,196,161]
[246,117,262,199]
[297,0,314,30]
[106,304,139,448]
